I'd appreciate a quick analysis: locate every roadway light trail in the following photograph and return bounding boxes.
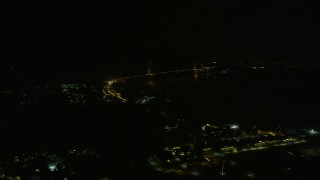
[103,68,203,102]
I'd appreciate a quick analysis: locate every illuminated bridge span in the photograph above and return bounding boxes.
[103,67,202,103]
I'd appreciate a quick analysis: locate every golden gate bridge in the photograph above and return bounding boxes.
[103,62,203,102]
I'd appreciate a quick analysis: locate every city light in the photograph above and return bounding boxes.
[246,171,255,178]
[309,129,318,135]
[48,164,57,171]
[230,124,239,129]
[2,2,320,179]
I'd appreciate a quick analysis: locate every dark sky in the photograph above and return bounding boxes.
[144,1,320,61]
[1,1,320,83]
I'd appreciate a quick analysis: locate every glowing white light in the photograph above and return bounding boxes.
[201,125,206,131]
[309,129,318,135]
[48,165,56,171]
[180,163,188,169]
[230,124,239,129]
[246,171,255,178]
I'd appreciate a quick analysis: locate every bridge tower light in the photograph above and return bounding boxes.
[193,61,198,78]
[147,61,152,76]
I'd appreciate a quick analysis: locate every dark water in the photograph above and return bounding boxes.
[148,70,320,128]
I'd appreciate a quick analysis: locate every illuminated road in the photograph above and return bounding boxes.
[103,68,202,102]
[213,138,306,156]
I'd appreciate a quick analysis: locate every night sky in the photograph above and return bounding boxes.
[1,1,320,83]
